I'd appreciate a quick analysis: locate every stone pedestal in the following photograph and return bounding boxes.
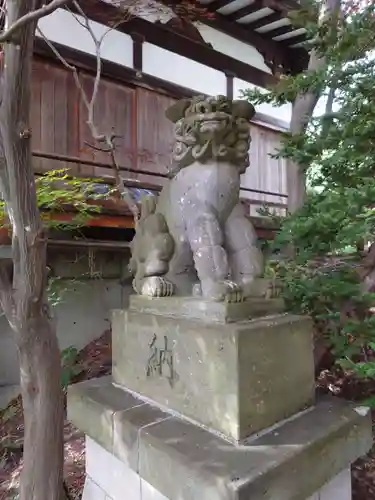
[69,377,370,500]
[67,295,373,500]
[113,296,314,441]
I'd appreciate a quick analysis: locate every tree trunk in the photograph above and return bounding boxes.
[0,2,66,499]
[287,0,342,213]
[18,313,66,500]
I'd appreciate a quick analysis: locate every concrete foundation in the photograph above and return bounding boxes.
[82,437,353,500]
[0,240,133,404]
[68,376,370,500]
[0,279,130,387]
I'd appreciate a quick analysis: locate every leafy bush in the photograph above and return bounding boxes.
[244,3,375,378]
[271,191,375,376]
[0,168,107,230]
[276,254,375,365]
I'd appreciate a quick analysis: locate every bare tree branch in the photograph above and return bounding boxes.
[37,7,140,220]
[69,0,132,141]
[71,0,106,142]
[0,0,72,43]
[36,26,92,115]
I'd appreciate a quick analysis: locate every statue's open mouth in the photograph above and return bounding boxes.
[198,112,229,134]
[200,120,223,133]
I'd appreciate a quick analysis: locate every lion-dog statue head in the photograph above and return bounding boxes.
[165,95,255,176]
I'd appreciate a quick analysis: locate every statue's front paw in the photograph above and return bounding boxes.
[140,276,174,297]
[200,279,243,303]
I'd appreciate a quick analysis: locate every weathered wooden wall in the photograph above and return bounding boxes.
[30,57,287,214]
[241,124,288,216]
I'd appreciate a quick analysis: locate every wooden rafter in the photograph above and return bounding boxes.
[165,0,291,62]
[245,12,280,30]
[282,33,306,46]
[70,0,283,84]
[226,0,264,22]
[202,0,306,46]
[204,0,233,12]
[203,14,297,73]
[63,0,307,80]
[265,0,300,12]
[263,24,294,39]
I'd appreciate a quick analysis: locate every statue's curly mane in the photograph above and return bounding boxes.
[166,95,254,177]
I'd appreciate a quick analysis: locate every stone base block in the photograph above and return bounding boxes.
[68,377,372,500]
[113,298,315,441]
[83,437,167,500]
[128,294,285,324]
[82,437,352,500]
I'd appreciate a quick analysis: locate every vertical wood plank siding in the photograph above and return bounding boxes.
[30,59,287,211]
[31,60,80,172]
[241,125,288,216]
[135,87,175,188]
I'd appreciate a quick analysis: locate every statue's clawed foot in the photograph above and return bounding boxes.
[136,276,174,298]
[194,279,244,303]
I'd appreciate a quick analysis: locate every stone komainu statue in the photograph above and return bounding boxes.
[129,95,264,302]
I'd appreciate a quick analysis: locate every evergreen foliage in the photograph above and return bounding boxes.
[244,1,375,376]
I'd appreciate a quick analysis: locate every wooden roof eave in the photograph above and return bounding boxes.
[193,0,309,74]
[68,0,279,88]
[71,0,307,87]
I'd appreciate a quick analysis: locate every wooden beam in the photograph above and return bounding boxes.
[78,0,292,78]
[34,37,199,99]
[47,239,131,251]
[200,2,308,73]
[42,212,136,229]
[96,0,307,76]
[131,33,144,71]
[225,71,234,99]
[69,0,277,88]
[202,14,287,65]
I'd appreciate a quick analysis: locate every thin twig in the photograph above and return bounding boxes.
[106,135,139,220]
[71,1,105,141]
[37,8,139,220]
[84,140,112,153]
[0,0,71,43]
[36,26,91,111]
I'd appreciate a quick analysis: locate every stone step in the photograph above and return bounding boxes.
[68,377,372,500]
